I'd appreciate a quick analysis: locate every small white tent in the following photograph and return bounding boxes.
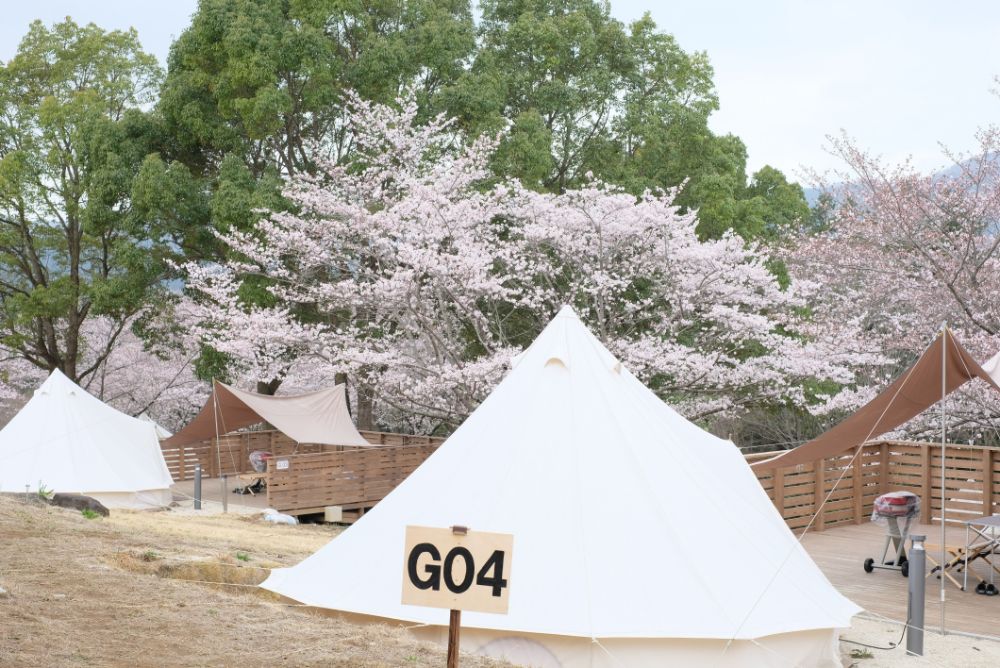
[0,370,173,509]
[262,307,860,667]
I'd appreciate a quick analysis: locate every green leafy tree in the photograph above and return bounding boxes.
[154,0,477,394]
[450,0,634,192]
[160,0,338,178]
[741,165,811,240]
[149,0,811,396]
[159,0,475,179]
[0,19,165,382]
[444,2,807,240]
[806,190,836,234]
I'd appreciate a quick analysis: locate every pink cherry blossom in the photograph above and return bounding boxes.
[183,90,868,432]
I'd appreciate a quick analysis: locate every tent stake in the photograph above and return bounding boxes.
[447,609,461,668]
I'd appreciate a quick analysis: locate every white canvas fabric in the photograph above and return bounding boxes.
[0,370,173,509]
[262,306,860,666]
[985,350,1000,385]
[221,382,369,447]
[139,412,173,440]
[165,381,370,448]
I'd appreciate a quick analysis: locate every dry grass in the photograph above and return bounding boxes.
[107,550,274,589]
[0,495,511,668]
[105,508,337,562]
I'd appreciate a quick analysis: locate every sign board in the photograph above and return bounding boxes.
[401,526,513,614]
[275,459,289,470]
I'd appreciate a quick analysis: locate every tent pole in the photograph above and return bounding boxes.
[940,323,947,635]
[212,380,226,514]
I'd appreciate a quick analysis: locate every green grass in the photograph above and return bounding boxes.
[80,508,100,520]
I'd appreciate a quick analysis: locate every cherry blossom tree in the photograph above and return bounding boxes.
[0,308,207,431]
[507,181,873,420]
[185,91,866,433]
[787,129,1000,441]
[78,309,208,431]
[185,92,519,430]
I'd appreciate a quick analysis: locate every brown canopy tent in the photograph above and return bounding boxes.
[164,381,371,448]
[752,328,1000,471]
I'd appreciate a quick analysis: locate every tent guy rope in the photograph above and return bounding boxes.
[718,341,928,661]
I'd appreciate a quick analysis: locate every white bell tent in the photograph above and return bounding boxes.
[262,306,860,667]
[0,370,173,509]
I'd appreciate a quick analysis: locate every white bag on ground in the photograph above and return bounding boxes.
[262,508,298,525]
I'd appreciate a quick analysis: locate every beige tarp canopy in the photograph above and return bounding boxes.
[753,328,1000,471]
[164,381,371,448]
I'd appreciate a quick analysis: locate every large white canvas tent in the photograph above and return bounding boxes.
[0,370,173,509]
[263,307,859,667]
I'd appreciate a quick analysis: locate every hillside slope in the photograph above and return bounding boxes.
[0,496,509,668]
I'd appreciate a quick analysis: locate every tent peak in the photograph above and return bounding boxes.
[516,304,625,375]
[555,304,579,319]
[36,368,76,396]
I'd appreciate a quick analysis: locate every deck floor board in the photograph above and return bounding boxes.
[802,521,1000,638]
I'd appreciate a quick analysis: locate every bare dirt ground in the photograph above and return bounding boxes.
[2,494,997,667]
[0,495,509,668]
[840,614,1000,667]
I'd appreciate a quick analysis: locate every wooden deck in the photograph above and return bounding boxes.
[802,520,1000,638]
[160,429,444,517]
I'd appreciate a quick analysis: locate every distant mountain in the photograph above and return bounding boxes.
[802,153,1000,210]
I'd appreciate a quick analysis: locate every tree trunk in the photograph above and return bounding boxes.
[356,382,375,431]
[256,378,281,395]
[335,372,352,417]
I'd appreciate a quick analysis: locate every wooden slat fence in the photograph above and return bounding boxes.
[161,431,1000,526]
[265,444,441,516]
[749,440,1000,533]
[160,429,443,482]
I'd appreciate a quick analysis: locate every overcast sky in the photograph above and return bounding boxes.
[2,0,997,181]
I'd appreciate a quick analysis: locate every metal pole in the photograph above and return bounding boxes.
[212,381,223,497]
[940,323,947,634]
[212,379,227,515]
[447,609,461,668]
[221,474,228,514]
[907,535,926,656]
[194,464,202,511]
[964,523,970,592]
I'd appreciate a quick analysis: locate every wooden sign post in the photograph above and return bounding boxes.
[402,525,514,668]
[447,609,461,668]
